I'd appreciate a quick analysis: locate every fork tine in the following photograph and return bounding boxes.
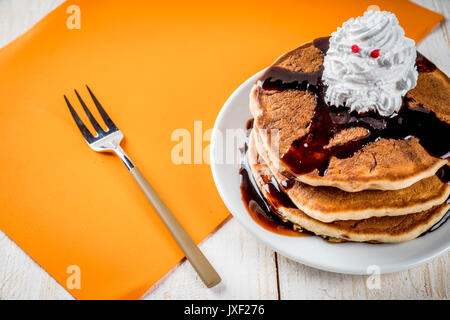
[86,85,118,131]
[74,89,104,135]
[64,95,95,143]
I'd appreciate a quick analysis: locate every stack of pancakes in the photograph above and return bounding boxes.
[246,39,450,243]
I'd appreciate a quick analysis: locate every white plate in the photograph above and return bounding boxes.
[210,71,450,275]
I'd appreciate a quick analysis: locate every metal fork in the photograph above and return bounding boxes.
[64,86,221,288]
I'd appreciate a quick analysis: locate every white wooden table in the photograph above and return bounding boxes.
[0,0,448,300]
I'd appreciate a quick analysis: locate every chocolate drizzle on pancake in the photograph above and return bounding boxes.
[257,66,323,89]
[436,166,450,185]
[257,37,450,177]
[239,120,311,237]
[416,52,437,73]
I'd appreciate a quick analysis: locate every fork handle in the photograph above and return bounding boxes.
[129,167,221,288]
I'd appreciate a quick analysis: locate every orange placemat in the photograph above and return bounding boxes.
[0,0,443,299]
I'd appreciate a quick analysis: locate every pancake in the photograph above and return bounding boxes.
[278,202,450,243]
[251,129,450,222]
[250,40,449,192]
[247,130,450,243]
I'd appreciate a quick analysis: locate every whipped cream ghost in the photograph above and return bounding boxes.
[322,10,418,117]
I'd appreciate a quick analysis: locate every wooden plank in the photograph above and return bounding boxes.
[143,218,279,300]
[0,0,65,49]
[0,232,71,299]
[414,0,450,75]
[0,0,70,300]
[277,252,449,299]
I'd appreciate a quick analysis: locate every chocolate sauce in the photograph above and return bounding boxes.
[246,118,254,130]
[416,52,437,73]
[239,120,311,237]
[258,66,323,90]
[436,165,450,185]
[428,210,450,233]
[279,171,296,190]
[282,99,450,176]
[435,165,450,233]
[312,36,330,54]
[258,37,450,177]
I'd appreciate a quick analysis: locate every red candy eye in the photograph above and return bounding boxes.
[351,45,360,53]
[370,49,380,58]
